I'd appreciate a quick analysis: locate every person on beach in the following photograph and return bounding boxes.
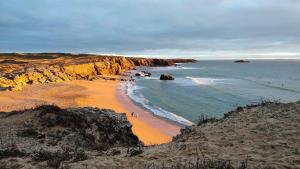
[131,112,138,118]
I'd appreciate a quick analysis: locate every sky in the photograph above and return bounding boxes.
[1,0,300,59]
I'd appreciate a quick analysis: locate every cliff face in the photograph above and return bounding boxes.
[0,53,196,90]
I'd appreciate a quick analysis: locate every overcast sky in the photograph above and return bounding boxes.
[1,0,300,59]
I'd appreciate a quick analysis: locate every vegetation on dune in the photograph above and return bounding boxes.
[0,104,142,168]
[0,101,299,168]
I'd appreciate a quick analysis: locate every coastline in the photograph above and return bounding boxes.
[116,82,182,137]
[0,79,179,145]
[1,81,298,168]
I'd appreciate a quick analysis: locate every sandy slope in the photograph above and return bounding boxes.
[0,80,180,145]
[62,101,300,169]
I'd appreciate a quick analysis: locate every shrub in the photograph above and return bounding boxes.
[37,105,62,115]
[31,148,58,162]
[127,147,143,157]
[31,147,87,168]
[94,143,110,151]
[16,127,42,138]
[73,148,87,162]
[0,143,26,159]
[197,114,217,126]
[236,106,244,111]
[47,154,66,168]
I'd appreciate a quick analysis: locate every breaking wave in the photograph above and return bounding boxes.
[126,82,193,126]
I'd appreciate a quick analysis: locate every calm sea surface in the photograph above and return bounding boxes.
[126,60,300,125]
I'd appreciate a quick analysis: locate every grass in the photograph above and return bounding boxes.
[144,157,252,169]
[31,146,87,168]
[144,148,250,169]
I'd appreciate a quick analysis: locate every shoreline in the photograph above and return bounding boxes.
[116,82,182,137]
[0,79,178,145]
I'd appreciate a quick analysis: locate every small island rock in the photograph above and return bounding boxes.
[234,60,250,63]
[160,74,174,80]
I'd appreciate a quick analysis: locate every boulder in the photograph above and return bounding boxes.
[234,60,250,63]
[160,74,174,80]
[141,71,151,77]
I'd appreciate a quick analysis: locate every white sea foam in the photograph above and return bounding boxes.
[181,66,202,70]
[144,77,159,80]
[150,67,182,71]
[187,76,234,85]
[126,82,194,126]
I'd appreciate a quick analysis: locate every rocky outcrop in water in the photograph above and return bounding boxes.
[234,60,250,63]
[160,74,175,80]
[0,53,196,90]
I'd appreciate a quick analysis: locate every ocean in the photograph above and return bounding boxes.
[126,60,300,125]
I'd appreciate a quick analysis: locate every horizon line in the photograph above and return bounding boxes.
[1,51,300,60]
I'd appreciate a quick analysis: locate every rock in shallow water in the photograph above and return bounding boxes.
[160,74,175,80]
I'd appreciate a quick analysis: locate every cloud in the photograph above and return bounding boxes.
[0,0,300,58]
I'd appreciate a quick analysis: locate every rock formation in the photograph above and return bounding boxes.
[141,71,151,77]
[160,74,175,80]
[234,60,250,63]
[0,53,196,90]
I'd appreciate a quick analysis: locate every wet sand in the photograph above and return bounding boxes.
[116,83,181,137]
[0,80,181,145]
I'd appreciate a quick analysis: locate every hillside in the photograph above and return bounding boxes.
[0,101,299,168]
[0,53,196,91]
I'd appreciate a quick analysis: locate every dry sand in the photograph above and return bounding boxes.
[0,80,181,145]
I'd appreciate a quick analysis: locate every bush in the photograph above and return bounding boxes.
[0,143,26,159]
[37,105,62,115]
[31,149,71,168]
[127,147,143,157]
[16,127,43,138]
[31,148,59,162]
[236,106,244,111]
[31,147,87,168]
[47,154,65,168]
[197,114,217,126]
[73,148,87,162]
[94,143,110,151]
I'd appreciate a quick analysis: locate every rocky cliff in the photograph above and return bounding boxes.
[0,53,196,90]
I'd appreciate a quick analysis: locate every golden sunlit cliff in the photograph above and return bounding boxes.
[0,53,196,90]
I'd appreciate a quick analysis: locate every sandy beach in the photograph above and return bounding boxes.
[116,83,181,137]
[0,79,181,145]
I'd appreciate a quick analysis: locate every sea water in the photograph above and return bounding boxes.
[126,60,300,125]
